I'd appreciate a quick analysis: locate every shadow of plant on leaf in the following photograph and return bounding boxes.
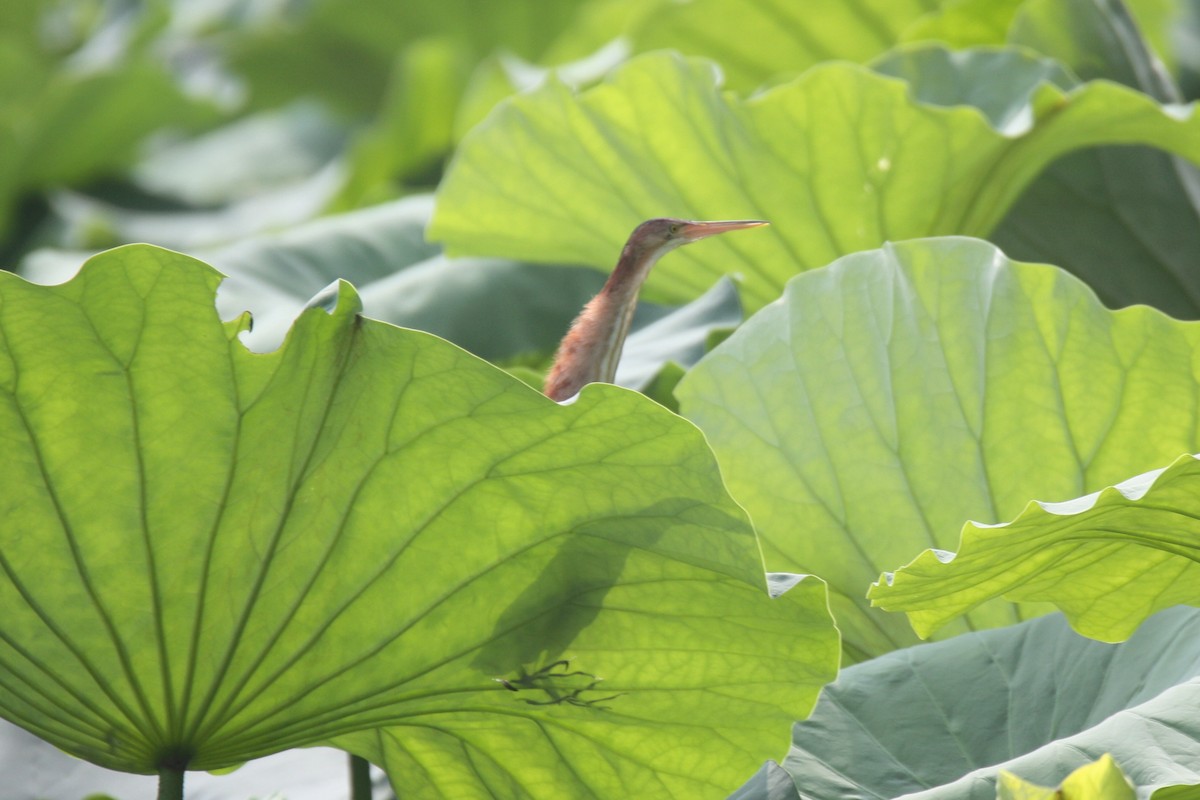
[0,244,837,799]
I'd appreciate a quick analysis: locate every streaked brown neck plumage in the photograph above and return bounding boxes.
[542,218,768,402]
[543,242,668,401]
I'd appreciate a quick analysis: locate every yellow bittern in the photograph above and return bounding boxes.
[544,218,768,401]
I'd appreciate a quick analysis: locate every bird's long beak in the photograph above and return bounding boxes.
[678,219,770,242]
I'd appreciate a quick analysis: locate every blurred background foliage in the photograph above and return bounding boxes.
[3,0,1197,258]
[0,0,655,261]
[4,0,1197,269]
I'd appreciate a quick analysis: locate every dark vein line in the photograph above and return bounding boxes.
[122,268,179,738]
[0,299,164,745]
[188,319,360,745]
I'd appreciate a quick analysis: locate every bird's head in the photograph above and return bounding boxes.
[627,217,770,257]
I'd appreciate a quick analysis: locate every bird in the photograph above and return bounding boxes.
[543,217,769,402]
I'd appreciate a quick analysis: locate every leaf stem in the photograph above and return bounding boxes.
[349,754,373,800]
[157,765,185,800]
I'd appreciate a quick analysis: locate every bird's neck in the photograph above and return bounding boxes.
[542,246,665,401]
[594,244,665,376]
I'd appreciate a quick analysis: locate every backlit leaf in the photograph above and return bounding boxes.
[677,237,1200,659]
[0,244,837,797]
[432,50,1200,312]
[741,609,1200,799]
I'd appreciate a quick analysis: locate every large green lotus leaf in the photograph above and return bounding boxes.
[430,49,1200,313]
[896,0,1200,319]
[675,237,1200,660]
[736,608,1200,800]
[620,0,1179,88]
[871,453,1200,641]
[0,244,838,789]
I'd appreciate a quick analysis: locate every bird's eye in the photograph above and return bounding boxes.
[669,223,680,236]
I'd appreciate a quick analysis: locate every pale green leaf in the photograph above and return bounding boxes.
[431,49,1200,313]
[455,0,954,157]
[869,47,1076,126]
[0,244,837,794]
[676,237,1200,659]
[744,609,1200,800]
